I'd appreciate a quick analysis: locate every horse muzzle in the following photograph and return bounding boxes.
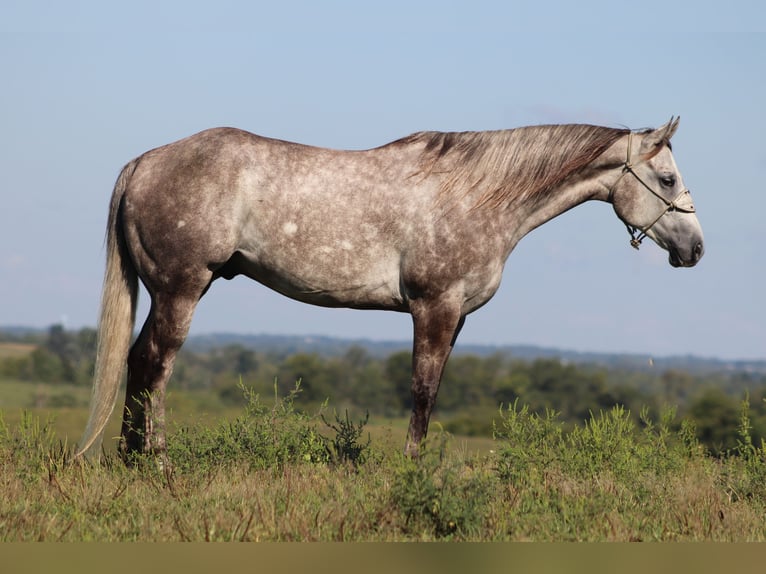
[669,239,704,268]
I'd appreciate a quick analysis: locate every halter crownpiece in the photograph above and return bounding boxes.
[612,132,696,250]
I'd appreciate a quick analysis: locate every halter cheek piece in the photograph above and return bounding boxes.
[608,133,696,250]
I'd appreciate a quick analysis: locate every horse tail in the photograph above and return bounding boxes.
[75,160,139,460]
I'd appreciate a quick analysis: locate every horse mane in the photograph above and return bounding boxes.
[394,124,630,209]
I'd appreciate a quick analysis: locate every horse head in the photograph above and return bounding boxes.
[610,118,704,267]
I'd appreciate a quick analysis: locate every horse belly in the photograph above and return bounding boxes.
[235,241,406,311]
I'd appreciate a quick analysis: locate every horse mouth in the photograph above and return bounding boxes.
[669,241,704,268]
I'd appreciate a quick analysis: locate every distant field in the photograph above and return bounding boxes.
[0,380,107,447]
[0,342,36,359]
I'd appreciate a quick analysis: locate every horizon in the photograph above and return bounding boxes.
[3,323,764,366]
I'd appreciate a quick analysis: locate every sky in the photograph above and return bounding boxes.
[1,1,764,360]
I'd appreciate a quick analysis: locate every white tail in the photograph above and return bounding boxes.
[74,161,139,459]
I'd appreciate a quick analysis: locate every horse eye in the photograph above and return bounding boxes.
[660,175,676,187]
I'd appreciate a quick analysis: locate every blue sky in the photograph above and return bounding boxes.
[1,1,764,360]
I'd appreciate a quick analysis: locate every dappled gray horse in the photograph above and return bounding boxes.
[76,118,703,461]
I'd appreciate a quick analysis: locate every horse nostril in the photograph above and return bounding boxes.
[694,242,704,259]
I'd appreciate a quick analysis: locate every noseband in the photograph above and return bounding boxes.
[609,133,696,249]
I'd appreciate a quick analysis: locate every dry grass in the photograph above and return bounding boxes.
[0,343,36,359]
[3,444,766,542]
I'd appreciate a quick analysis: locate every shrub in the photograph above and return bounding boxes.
[166,380,329,471]
[492,400,564,488]
[493,401,701,489]
[389,433,495,539]
[321,409,372,468]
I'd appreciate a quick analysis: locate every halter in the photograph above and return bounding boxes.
[609,133,696,249]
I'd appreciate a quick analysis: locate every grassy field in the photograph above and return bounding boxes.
[0,342,36,359]
[3,379,766,542]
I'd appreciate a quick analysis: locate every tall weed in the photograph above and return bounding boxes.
[321,409,373,468]
[0,410,69,480]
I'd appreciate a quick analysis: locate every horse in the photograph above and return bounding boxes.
[75,117,703,461]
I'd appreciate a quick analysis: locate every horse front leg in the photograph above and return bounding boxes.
[405,295,465,457]
[121,294,197,463]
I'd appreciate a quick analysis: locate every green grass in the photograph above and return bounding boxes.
[3,383,766,541]
[0,379,87,408]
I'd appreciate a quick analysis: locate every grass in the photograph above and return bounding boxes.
[3,382,766,541]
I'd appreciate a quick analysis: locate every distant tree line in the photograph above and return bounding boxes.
[2,325,766,455]
[0,325,96,386]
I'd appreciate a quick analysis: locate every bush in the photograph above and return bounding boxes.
[321,410,372,468]
[493,401,701,489]
[492,400,564,489]
[167,380,330,472]
[389,433,496,539]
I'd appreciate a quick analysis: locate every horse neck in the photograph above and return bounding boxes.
[501,143,625,252]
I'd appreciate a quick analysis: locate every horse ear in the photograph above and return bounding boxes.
[639,116,680,158]
[664,116,680,140]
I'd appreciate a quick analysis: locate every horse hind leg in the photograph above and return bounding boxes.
[121,291,199,462]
